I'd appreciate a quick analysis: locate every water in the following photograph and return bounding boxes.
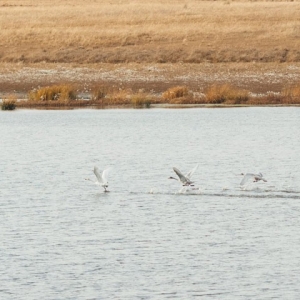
[1,107,300,299]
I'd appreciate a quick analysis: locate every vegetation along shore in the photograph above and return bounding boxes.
[1,0,300,109]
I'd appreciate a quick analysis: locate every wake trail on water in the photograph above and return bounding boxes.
[137,186,300,199]
[91,185,300,199]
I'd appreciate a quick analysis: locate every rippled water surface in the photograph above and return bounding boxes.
[1,107,300,299]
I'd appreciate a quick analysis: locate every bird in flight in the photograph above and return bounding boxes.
[86,166,110,192]
[240,172,267,186]
[169,164,198,186]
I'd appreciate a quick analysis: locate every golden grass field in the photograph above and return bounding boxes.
[1,0,300,105]
[2,0,300,63]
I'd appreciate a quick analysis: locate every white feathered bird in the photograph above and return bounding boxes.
[86,166,110,192]
[240,172,267,186]
[169,164,198,186]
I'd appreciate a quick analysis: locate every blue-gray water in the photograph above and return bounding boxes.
[1,107,300,299]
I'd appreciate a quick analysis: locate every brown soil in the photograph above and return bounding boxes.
[1,62,300,99]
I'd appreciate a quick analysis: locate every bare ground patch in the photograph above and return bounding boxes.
[1,63,300,99]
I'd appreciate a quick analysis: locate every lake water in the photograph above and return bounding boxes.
[1,107,300,299]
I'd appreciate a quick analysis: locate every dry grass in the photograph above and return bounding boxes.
[16,99,102,108]
[13,82,300,108]
[1,0,300,63]
[2,0,300,99]
[17,87,157,108]
[104,89,154,107]
[131,92,152,108]
[162,86,189,100]
[162,86,202,104]
[247,92,282,105]
[91,85,108,101]
[28,84,77,101]
[281,83,300,103]
[1,94,17,110]
[204,84,249,104]
[105,88,132,105]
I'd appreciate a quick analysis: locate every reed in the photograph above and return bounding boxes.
[131,92,152,108]
[16,99,103,108]
[91,85,108,101]
[106,88,132,105]
[281,83,300,103]
[204,84,249,104]
[13,82,300,108]
[20,85,152,108]
[162,86,189,101]
[28,84,77,102]
[1,95,17,110]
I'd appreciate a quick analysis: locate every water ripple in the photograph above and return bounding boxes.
[1,108,300,299]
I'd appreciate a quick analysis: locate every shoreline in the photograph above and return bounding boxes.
[1,62,300,109]
[4,103,300,111]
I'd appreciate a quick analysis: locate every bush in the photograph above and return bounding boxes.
[1,95,17,110]
[28,84,77,101]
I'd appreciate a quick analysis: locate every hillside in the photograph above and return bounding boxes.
[1,0,300,96]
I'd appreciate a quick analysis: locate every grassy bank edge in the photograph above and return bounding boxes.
[2,83,300,110]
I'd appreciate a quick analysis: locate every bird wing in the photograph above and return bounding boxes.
[258,173,267,182]
[240,173,255,185]
[102,168,110,184]
[185,164,198,179]
[173,167,188,183]
[94,166,104,183]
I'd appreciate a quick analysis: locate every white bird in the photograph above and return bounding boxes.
[169,164,198,186]
[240,172,267,186]
[86,166,110,192]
